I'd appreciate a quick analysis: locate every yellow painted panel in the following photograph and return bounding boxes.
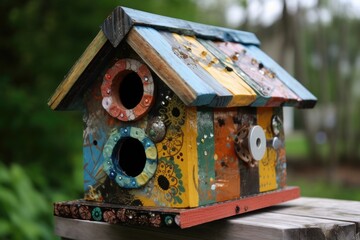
[172,34,257,107]
[184,107,199,207]
[257,107,278,192]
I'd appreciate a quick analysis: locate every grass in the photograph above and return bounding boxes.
[285,132,309,158]
[288,177,360,201]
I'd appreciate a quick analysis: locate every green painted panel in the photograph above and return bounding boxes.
[196,109,216,205]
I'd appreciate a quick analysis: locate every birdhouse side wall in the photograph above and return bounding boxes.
[194,106,287,206]
[82,70,199,208]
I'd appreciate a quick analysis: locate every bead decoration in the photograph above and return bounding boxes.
[102,127,158,188]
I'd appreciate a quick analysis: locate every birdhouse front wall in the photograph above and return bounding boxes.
[82,54,287,208]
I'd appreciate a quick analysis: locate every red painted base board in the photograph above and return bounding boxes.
[54,186,300,229]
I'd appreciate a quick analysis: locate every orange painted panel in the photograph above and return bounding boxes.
[213,109,241,202]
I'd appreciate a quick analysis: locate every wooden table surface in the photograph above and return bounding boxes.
[55,197,360,240]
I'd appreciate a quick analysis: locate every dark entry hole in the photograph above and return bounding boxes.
[157,175,170,190]
[172,107,180,117]
[119,72,144,109]
[113,137,146,177]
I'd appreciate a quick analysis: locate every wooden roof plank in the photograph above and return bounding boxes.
[127,26,216,106]
[245,45,317,108]
[171,33,257,107]
[198,39,269,107]
[119,7,260,46]
[48,30,108,110]
[206,41,302,107]
[160,31,233,107]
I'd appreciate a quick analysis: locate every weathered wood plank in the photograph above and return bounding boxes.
[126,26,216,106]
[196,109,216,205]
[205,40,301,107]
[270,197,360,229]
[48,30,108,110]
[55,196,359,240]
[245,45,317,108]
[213,109,241,202]
[160,31,233,107]
[104,6,261,47]
[172,34,257,107]
[257,108,278,192]
[56,213,355,240]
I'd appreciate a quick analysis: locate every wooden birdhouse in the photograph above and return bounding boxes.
[50,7,316,228]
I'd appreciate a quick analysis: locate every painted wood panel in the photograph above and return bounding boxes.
[198,39,268,106]
[127,26,217,106]
[160,31,233,107]
[172,33,257,107]
[213,109,241,202]
[210,41,301,107]
[184,107,199,207]
[237,107,260,196]
[246,45,317,108]
[257,107,278,192]
[109,7,261,46]
[196,109,216,205]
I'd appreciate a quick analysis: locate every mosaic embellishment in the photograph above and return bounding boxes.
[103,127,157,188]
[101,58,155,121]
[54,201,176,228]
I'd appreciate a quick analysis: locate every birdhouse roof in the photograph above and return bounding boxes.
[48,6,316,110]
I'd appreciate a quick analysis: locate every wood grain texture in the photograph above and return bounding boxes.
[270,197,360,229]
[55,195,360,240]
[184,107,199,207]
[126,26,216,106]
[114,7,260,46]
[208,40,301,107]
[257,108,278,192]
[173,34,257,107]
[48,30,108,110]
[196,109,216,205]
[213,109,241,202]
[101,7,133,47]
[160,31,233,107]
[245,45,317,108]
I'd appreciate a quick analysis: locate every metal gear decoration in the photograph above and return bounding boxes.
[234,124,266,167]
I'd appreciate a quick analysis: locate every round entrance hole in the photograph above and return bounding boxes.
[113,137,146,177]
[157,175,170,190]
[119,72,144,109]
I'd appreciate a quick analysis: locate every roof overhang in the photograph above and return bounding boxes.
[48,6,317,110]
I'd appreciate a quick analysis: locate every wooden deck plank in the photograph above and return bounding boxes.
[55,196,359,240]
[270,197,360,229]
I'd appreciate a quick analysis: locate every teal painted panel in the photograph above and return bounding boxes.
[196,109,216,205]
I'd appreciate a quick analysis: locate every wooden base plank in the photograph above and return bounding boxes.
[55,195,358,240]
[54,186,300,229]
[179,186,299,228]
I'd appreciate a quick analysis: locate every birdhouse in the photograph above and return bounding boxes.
[50,7,316,228]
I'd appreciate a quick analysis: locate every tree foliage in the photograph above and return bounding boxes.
[0,0,196,239]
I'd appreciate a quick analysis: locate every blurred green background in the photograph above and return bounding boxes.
[1,0,360,239]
